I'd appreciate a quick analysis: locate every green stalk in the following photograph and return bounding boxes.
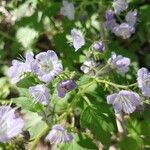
[95,78,138,89]
[29,125,50,150]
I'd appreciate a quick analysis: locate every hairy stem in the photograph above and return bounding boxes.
[95,78,137,89]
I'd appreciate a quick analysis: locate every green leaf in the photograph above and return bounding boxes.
[118,137,139,150]
[77,75,93,86]
[12,97,44,112]
[22,110,47,139]
[16,74,39,88]
[0,77,10,99]
[43,2,61,17]
[80,106,114,147]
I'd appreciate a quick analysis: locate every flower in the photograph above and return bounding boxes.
[103,19,118,31]
[80,59,98,76]
[60,0,75,20]
[57,80,77,98]
[105,10,115,21]
[29,84,50,105]
[110,52,130,75]
[113,23,135,39]
[0,106,24,142]
[107,90,141,114]
[31,50,63,83]
[70,28,85,51]
[125,9,137,27]
[112,0,128,14]
[8,52,34,84]
[45,124,73,144]
[137,68,150,97]
[92,41,105,52]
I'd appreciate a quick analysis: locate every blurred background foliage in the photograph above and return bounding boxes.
[0,0,150,149]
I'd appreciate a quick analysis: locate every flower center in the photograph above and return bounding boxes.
[38,59,53,73]
[120,28,129,38]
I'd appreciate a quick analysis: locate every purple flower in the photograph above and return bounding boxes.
[71,28,85,51]
[60,0,75,20]
[57,80,77,98]
[112,0,128,14]
[0,106,24,142]
[8,52,34,84]
[80,59,98,76]
[45,124,73,144]
[105,10,115,21]
[113,23,135,39]
[107,90,141,114]
[93,41,105,52]
[110,52,130,75]
[29,84,50,105]
[125,9,137,27]
[103,19,118,31]
[31,50,63,83]
[137,68,150,97]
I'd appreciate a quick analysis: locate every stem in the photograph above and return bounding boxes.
[49,17,60,32]
[95,78,137,89]
[0,30,15,41]
[82,95,92,106]
[115,113,125,137]
[29,125,50,150]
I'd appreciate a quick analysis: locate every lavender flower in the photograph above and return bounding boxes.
[93,41,105,52]
[125,9,137,27]
[57,80,77,98]
[137,68,150,97]
[71,28,85,51]
[29,84,50,105]
[80,59,98,76]
[105,10,115,21]
[60,0,75,20]
[103,19,118,31]
[110,52,130,75]
[107,90,141,114]
[113,23,135,39]
[45,124,73,144]
[31,50,63,83]
[112,0,128,14]
[0,106,24,142]
[8,52,34,84]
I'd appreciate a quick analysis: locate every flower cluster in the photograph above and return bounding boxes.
[5,0,148,148]
[104,0,137,39]
[106,66,150,114]
[8,50,63,83]
[7,50,77,144]
[8,50,76,105]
